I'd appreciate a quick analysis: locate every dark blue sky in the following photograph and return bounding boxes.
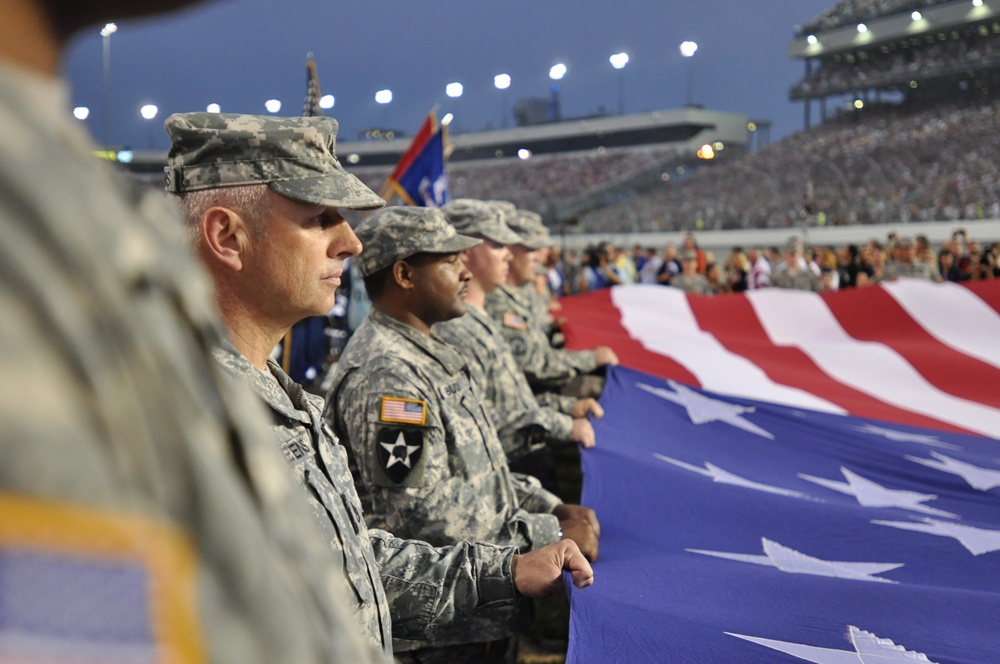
[63,0,835,150]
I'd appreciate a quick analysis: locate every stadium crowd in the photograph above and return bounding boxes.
[797,0,953,36]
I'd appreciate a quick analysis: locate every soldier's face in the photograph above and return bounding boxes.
[408,253,471,325]
[246,192,361,325]
[463,240,510,292]
[508,245,538,286]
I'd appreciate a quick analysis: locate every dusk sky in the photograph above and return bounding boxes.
[62,0,837,150]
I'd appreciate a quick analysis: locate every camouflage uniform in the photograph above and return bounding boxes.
[771,268,822,291]
[436,305,574,461]
[484,285,597,392]
[884,260,939,280]
[669,272,715,294]
[0,64,383,663]
[214,344,528,654]
[328,308,562,549]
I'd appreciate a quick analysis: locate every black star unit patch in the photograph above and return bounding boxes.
[376,428,423,484]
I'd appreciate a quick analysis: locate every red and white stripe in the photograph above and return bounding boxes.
[559,280,1000,438]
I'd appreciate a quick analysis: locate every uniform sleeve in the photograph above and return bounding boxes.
[536,391,578,415]
[509,472,563,516]
[559,348,598,374]
[367,529,529,648]
[334,367,532,550]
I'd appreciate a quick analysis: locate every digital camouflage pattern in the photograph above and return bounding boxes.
[352,206,481,277]
[484,285,597,393]
[883,260,939,280]
[770,268,823,291]
[669,272,716,295]
[504,209,550,250]
[440,198,521,245]
[0,65,384,664]
[213,345,527,654]
[326,308,562,554]
[435,306,574,461]
[163,112,386,210]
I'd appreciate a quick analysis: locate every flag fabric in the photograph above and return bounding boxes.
[303,56,322,117]
[558,280,1000,438]
[380,113,449,207]
[565,363,1000,663]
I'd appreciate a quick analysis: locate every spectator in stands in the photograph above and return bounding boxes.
[584,243,625,290]
[915,235,939,277]
[746,247,771,289]
[656,242,681,285]
[724,248,749,293]
[638,247,663,284]
[772,238,823,291]
[884,237,942,281]
[706,262,728,294]
[670,251,714,295]
[837,244,865,289]
[681,233,708,274]
[857,240,886,286]
[939,248,965,282]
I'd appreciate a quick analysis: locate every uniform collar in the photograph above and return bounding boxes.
[369,307,468,376]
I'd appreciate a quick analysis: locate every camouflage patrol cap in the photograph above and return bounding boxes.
[441,199,521,245]
[163,113,385,210]
[506,209,551,250]
[353,206,481,277]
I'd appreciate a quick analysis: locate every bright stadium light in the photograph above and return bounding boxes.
[679,41,699,106]
[518,148,532,160]
[206,103,221,113]
[911,10,922,20]
[264,99,282,113]
[609,52,629,69]
[441,113,454,126]
[854,99,865,109]
[549,63,567,80]
[857,23,868,33]
[807,34,818,45]
[679,41,698,58]
[974,0,983,7]
[73,106,90,120]
[494,73,511,90]
[319,94,335,109]
[446,82,463,98]
[139,103,158,120]
[375,89,393,104]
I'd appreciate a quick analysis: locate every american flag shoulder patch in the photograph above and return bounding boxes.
[0,492,205,664]
[502,312,527,330]
[380,396,427,425]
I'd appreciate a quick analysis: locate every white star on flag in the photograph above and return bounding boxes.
[688,538,902,583]
[637,380,774,439]
[727,625,938,663]
[653,454,817,501]
[799,467,957,518]
[905,451,1000,491]
[854,423,960,450]
[380,431,420,469]
[872,517,1000,556]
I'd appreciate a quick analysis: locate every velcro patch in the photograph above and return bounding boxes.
[0,492,205,662]
[376,429,424,484]
[502,312,527,330]
[380,396,426,425]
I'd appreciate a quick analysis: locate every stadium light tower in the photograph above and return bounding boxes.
[679,41,698,106]
[548,63,567,122]
[494,73,511,128]
[139,103,158,149]
[100,22,117,146]
[610,52,629,115]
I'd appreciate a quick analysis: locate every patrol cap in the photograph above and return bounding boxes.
[506,209,551,250]
[163,113,386,210]
[681,249,697,261]
[353,206,481,277]
[441,199,521,245]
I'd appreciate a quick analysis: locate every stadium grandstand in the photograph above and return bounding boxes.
[122,0,1000,247]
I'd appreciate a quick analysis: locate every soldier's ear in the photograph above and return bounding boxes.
[392,259,416,291]
[201,206,250,272]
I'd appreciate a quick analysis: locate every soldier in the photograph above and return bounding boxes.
[883,236,943,281]
[0,3,385,663]
[326,205,601,662]
[483,208,618,397]
[165,113,594,660]
[435,199,604,490]
[771,237,823,291]
[669,250,715,294]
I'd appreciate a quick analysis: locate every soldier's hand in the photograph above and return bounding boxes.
[553,503,601,538]
[511,540,594,598]
[571,397,604,419]
[593,346,619,366]
[557,518,599,562]
[571,417,596,448]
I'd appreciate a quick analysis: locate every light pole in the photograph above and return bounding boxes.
[679,41,698,107]
[375,89,392,127]
[100,22,117,146]
[609,52,629,115]
[445,82,463,131]
[549,63,566,122]
[139,103,158,149]
[494,73,511,128]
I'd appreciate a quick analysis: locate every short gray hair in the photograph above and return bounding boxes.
[172,184,272,246]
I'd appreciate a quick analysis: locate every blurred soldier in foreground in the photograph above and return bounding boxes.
[484,208,618,398]
[166,113,594,660]
[0,2,385,662]
[670,249,714,295]
[771,237,823,291]
[326,206,601,662]
[435,199,604,491]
